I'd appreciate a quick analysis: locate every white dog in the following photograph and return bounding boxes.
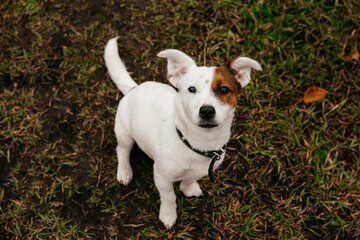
[104,37,261,229]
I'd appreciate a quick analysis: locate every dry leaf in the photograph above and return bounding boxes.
[303,87,329,105]
[340,42,359,61]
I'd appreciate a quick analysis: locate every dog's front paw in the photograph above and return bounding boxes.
[180,181,203,197]
[159,203,177,229]
[116,165,133,185]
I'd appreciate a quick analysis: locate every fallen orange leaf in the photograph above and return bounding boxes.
[340,42,359,61]
[303,87,329,105]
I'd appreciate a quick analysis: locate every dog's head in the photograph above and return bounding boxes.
[158,50,262,129]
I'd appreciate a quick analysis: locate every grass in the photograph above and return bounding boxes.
[1,0,359,239]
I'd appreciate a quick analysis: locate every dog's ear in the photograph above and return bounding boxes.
[157,49,196,87]
[228,57,262,88]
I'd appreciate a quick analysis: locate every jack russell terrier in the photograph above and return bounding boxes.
[104,37,262,229]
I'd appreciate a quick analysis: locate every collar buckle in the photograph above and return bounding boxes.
[212,151,221,160]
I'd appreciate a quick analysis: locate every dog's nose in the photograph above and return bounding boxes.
[199,105,216,120]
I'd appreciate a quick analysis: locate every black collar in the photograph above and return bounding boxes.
[176,128,226,182]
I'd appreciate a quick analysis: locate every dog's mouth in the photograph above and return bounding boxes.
[198,123,218,129]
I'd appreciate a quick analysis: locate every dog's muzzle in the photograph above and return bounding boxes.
[199,105,217,128]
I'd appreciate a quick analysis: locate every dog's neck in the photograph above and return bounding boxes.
[174,102,233,152]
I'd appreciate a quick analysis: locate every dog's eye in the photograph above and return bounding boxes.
[218,86,231,95]
[188,86,197,93]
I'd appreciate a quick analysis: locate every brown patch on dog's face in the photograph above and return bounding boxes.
[212,67,241,107]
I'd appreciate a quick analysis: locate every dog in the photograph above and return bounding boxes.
[104,37,261,229]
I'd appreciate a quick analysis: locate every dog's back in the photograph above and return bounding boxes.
[104,38,179,160]
[115,81,177,158]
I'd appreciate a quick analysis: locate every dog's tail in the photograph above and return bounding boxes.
[104,37,138,95]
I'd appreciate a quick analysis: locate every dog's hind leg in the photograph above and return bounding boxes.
[179,180,203,197]
[115,121,134,185]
